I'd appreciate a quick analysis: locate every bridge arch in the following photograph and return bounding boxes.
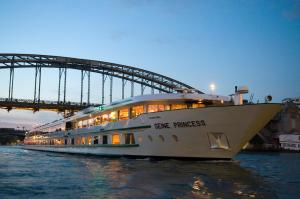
[0,53,202,112]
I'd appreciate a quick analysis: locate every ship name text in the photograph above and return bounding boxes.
[154,120,206,129]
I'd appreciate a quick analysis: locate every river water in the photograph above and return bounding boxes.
[0,146,299,199]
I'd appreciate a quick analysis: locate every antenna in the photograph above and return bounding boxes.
[249,93,254,103]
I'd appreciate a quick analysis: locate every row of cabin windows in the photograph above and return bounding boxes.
[45,133,135,146]
[75,103,204,129]
[27,133,179,145]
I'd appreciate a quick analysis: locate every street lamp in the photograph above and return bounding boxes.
[210,83,216,94]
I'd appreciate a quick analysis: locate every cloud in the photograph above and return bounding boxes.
[283,0,300,20]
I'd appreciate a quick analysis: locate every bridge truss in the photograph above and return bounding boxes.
[0,53,202,113]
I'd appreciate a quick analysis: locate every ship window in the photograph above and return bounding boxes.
[192,103,205,108]
[71,138,75,145]
[119,108,129,120]
[93,136,99,144]
[87,136,92,145]
[125,133,135,144]
[207,132,230,150]
[103,135,108,144]
[148,105,165,113]
[77,121,83,128]
[172,135,179,142]
[165,105,171,111]
[131,105,144,118]
[65,121,72,131]
[76,137,81,145]
[101,114,109,125]
[81,137,86,145]
[82,120,88,128]
[112,134,120,144]
[94,116,101,125]
[159,135,165,142]
[109,111,118,122]
[88,119,94,126]
[171,104,187,110]
[64,139,67,145]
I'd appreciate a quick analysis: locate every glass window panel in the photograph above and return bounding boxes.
[131,105,144,118]
[112,134,120,144]
[119,108,129,120]
[109,111,118,122]
[192,103,205,108]
[171,104,187,110]
[148,105,158,113]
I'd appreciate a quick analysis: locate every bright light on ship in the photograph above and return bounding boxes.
[210,83,216,92]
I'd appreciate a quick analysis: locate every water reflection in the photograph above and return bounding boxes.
[0,147,291,199]
[77,157,276,199]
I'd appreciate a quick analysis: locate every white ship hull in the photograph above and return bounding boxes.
[24,104,281,159]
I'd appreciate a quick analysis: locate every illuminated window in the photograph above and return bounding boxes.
[76,137,81,145]
[112,134,120,144]
[94,116,101,125]
[148,105,158,113]
[171,104,187,110]
[125,133,135,144]
[87,136,92,145]
[81,137,86,145]
[192,103,205,108]
[88,119,94,126]
[119,108,129,120]
[82,120,88,128]
[165,105,171,111]
[131,105,144,118]
[101,114,109,124]
[77,121,83,128]
[109,111,118,122]
[148,105,165,113]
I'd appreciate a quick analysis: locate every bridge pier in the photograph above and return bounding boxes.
[58,68,67,104]
[8,67,14,101]
[33,66,42,104]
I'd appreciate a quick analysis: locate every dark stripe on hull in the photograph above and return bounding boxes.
[23,147,232,161]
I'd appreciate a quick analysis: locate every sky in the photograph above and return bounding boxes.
[0,0,299,129]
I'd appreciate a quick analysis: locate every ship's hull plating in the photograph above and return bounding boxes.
[24,104,281,159]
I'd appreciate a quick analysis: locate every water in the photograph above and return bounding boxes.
[0,147,299,199]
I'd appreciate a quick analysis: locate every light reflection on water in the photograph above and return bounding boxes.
[0,147,299,199]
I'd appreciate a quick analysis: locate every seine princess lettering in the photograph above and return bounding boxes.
[154,120,206,129]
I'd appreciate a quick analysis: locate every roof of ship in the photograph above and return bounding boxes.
[32,92,230,131]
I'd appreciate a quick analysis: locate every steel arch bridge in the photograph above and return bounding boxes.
[0,53,202,113]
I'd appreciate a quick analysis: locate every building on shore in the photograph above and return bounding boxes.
[0,128,26,145]
[246,98,300,151]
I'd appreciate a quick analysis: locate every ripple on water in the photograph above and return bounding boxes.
[0,147,299,199]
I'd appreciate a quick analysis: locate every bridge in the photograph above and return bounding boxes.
[0,53,202,113]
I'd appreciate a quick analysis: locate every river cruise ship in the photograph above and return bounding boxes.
[24,91,281,160]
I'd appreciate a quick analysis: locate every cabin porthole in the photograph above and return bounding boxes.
[159,135,165,142]
[172,135,178,142]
